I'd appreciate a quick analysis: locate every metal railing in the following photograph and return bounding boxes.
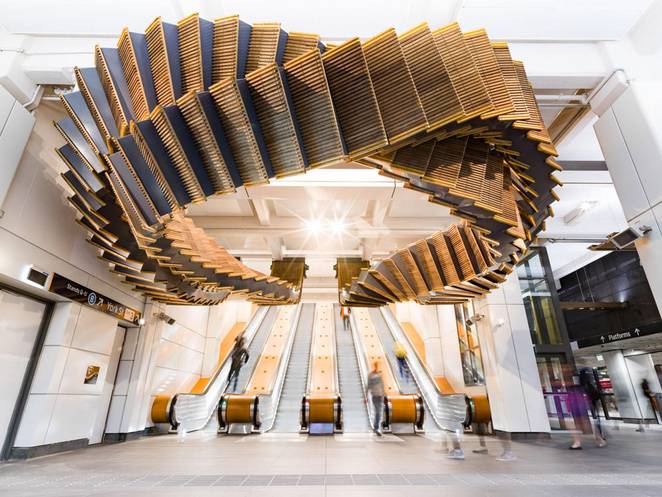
[170,306,269,433]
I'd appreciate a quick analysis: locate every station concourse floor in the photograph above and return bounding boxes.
[1,425,661,497]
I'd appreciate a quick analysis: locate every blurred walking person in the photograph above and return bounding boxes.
[367,362,385,436]
[340,306,351,331]
[569,368,606,449]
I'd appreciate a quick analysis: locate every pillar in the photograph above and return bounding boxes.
[474,274,551,433]
[603,350,662,421]
[593,2,662,316]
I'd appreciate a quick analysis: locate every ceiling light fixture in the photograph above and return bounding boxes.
[563,200,599,225]
[305,218,322,235]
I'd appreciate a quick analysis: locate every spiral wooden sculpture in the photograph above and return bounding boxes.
[54,14,559,306]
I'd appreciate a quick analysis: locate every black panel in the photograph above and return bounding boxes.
[129,32,159,112]
[116,135,172,216]
[134,119,191,206]
[77,67,120,136]
[108,152,159,226]
[100,47,136,122]
[162,105,215,196]
[57,144,104,192]
[559,251,662,341]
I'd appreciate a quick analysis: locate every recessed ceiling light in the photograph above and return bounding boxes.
[305,218,322,234]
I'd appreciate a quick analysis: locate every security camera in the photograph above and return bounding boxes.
[465,314,484,327]
[155,312,176,325]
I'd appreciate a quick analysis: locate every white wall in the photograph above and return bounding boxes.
[0,85,34,209]
[148,305,209,399]
[0,101,143,311]
[393,301,486,397]
[14,302,123,447]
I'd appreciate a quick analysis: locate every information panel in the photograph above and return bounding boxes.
[49,273,142,325]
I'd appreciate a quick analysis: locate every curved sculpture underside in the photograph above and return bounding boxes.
[54,14,560,306]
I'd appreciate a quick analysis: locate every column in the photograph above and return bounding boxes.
[604,350,662,421]
[592,3,662,316]
[594,84,662,317]
[474,274,550,433]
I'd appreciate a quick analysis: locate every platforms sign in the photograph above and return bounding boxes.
[576,321,662,348]
[49,273,142,325]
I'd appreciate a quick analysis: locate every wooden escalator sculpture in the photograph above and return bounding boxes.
[55,14,559,306]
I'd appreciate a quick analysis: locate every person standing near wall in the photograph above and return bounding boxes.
[366,362,385,436]
[641,379,660,423]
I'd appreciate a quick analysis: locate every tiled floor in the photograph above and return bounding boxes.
[1,425,662,496]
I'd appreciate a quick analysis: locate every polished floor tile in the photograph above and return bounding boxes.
[0,426,660,497]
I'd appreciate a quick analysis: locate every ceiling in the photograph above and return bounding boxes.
[1,0,653,41]
[2,0,649,297]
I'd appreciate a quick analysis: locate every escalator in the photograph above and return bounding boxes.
[155,305,274,433]
[373,307,468,433]
[300,303,342,433]
[351,307,424,433]
[333,305,370,432]
[271,303,315,432]
[218,304,302,433]
[225,306,281,396]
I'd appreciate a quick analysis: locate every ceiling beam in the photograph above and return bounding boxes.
[557,160,607,171]
[251,198,271,225]
[267,236,284,260]
[371,199,391,226]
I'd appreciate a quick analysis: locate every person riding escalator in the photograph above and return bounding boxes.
[227,336,249,393]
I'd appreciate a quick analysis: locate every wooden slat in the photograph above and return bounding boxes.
[362,28,427,144]
[399,23,463,130]
[322,38,387,158]
[284,49,345,168]
[432,23,493,122]
[245,64,307,177]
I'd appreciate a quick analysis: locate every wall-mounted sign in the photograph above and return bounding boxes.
[576,321,662,348]
[84,365,100,384]
[49,273,142,325]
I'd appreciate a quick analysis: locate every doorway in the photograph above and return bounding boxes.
[0,285,52,459]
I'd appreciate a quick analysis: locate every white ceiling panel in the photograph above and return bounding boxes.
[186,198,253,216]
[271,198,369,220]
[388,188,451,218]
[458,0,654,41]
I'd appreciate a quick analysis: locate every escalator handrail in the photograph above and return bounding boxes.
[379,307,467,432]
[349,310,377,426]
[169,306,270,430]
